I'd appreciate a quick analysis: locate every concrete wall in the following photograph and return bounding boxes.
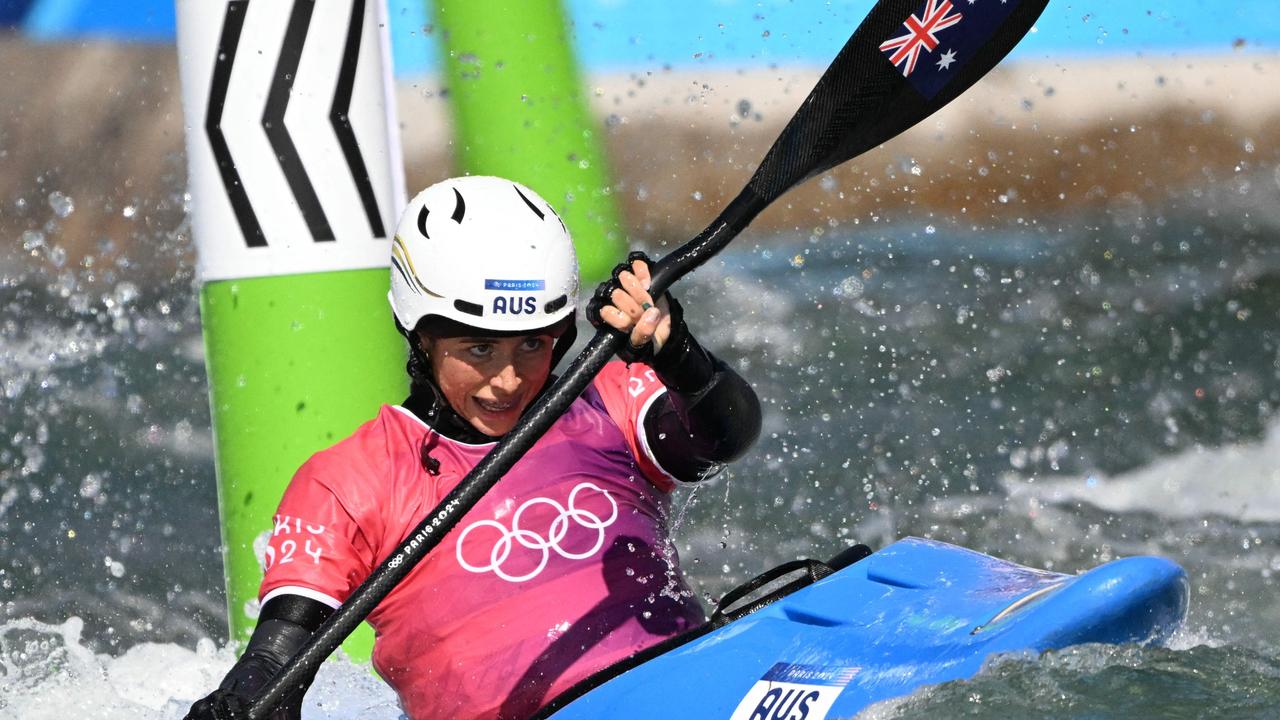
[4,39,1277,286]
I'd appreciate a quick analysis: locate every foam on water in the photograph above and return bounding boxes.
[1004,417,1280,523]
[0,617,403,719]
[853,640,1280,720]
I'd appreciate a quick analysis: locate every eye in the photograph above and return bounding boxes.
[520,337,547,352]
[466,343,493,359]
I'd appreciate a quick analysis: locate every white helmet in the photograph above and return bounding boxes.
[389,176,580,335]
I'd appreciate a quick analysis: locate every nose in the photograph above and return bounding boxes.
[490,361,520,395]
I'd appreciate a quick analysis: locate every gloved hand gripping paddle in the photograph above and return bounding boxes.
[244,2,1050,717]
[586,250,687,365]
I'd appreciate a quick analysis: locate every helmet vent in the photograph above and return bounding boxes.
[544,294,568,314]
[451,188,467,223]
[416,205,430,238]
[453,298,484,317]
[513,184,546,220]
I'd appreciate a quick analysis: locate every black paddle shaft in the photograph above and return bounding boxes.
[246,1,1048,716]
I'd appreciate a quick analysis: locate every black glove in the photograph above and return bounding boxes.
[185,688,250,720]
[185,596,332,720]
[587,251,686,365]
[184,628,310,719]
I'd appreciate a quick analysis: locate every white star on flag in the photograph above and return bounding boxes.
[937,49,958,69]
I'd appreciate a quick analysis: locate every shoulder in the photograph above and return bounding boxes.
[588,361,668,438]
[313,404,419,458]
[291,405,422,501]
[592,360,665,404]
[588,361,677,491]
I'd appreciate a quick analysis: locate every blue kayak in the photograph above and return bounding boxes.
[542,537,1188,719]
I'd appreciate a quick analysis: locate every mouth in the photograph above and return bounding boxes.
[474,396,520,415]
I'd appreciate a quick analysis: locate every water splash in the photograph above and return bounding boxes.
[1004,417,1280,523]
[857,642,1280,720]
[0,617,403,719]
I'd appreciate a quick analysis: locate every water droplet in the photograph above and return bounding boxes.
[1009,448,1029,469]
[48,191,75,218]
[113,282,139,309]
[22,229,45,251]
[834,276,864,299]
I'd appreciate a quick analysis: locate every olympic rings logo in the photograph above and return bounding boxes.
[455,482,619,583]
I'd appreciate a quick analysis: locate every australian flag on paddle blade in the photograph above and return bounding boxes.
[880,0,1023,99]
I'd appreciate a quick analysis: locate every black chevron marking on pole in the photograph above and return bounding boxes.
[263,0,334,242]
[206,1,266,248]
[330,0,386,238]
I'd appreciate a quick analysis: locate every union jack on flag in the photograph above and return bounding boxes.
[879,0,964,78]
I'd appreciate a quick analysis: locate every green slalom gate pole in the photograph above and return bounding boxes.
[432,0,625,282]
[176,0,407,662]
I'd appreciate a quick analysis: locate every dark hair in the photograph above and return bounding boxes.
[406,339,434,396]
[395,317,440,399]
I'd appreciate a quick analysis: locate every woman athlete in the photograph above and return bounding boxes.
[186,176,761,719]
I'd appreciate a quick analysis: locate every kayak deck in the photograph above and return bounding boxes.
[545,537,1188,718]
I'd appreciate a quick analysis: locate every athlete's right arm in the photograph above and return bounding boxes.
[184,594,334,720]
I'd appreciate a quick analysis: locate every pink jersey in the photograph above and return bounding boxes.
[258,361,705,719]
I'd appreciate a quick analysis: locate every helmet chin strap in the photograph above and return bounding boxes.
[547,314,579,371]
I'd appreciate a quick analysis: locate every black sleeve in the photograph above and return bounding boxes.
[193,595,334,720]
[642,300,762,483]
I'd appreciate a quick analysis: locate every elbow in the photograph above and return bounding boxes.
[723,396,762,462]
[700,375,762,463]
[650,366,763,479]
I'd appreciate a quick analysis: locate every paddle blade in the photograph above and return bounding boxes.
[748,0,1049,203]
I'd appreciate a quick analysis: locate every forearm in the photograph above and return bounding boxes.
[646,319,762,480]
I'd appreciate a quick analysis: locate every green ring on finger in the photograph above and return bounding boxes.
[641,302,653,310]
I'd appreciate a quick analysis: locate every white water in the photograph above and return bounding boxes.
[0,618,401,719]
[1003,417,1280,523]
[6,420,1278,718]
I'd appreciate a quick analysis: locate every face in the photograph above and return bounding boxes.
[421,332,555,437]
